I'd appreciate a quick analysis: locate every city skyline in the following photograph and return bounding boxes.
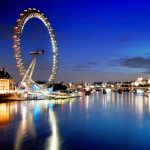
[1,0,150,82]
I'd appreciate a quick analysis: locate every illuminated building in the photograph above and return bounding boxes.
[133,77,148,87]
[0,68,15,91]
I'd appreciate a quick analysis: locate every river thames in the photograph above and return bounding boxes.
[0,92,150,150]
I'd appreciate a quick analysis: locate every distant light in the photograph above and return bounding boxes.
[136,89,144,94]
[106,88,111,93]
[135,81,139,86]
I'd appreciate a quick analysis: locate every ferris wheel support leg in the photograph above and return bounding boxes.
[28,56,37,80]
[21,56,37,84]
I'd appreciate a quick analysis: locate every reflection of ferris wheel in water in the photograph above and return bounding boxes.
[13,8,58,88]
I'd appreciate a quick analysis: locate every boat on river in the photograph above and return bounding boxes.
[49,90,80,99]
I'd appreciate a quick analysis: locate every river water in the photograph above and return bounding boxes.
[0,92,150,150]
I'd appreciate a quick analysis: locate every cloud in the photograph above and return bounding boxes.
[59,61,99,71]
[112,56,150,73]
[73,62,98,70]
[117,56,150,68]
[120,37,129,42]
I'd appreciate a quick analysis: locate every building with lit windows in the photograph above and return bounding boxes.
[0,68,15,91]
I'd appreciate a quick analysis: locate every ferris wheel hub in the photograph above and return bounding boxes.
[30,50,44,55]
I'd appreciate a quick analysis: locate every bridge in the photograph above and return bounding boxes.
[96,86,150,92]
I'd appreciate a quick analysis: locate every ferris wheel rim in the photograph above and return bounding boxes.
[13,8,58,87]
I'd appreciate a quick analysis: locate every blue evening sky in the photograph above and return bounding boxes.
[0,0,150,82]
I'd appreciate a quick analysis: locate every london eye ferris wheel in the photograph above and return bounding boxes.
[13,8,58,88]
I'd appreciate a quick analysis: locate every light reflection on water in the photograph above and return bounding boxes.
[1,93,150,149]
[14,104,36,150]
[45,109,59,150]
[0,103,12,125]
[0,99,73,149]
